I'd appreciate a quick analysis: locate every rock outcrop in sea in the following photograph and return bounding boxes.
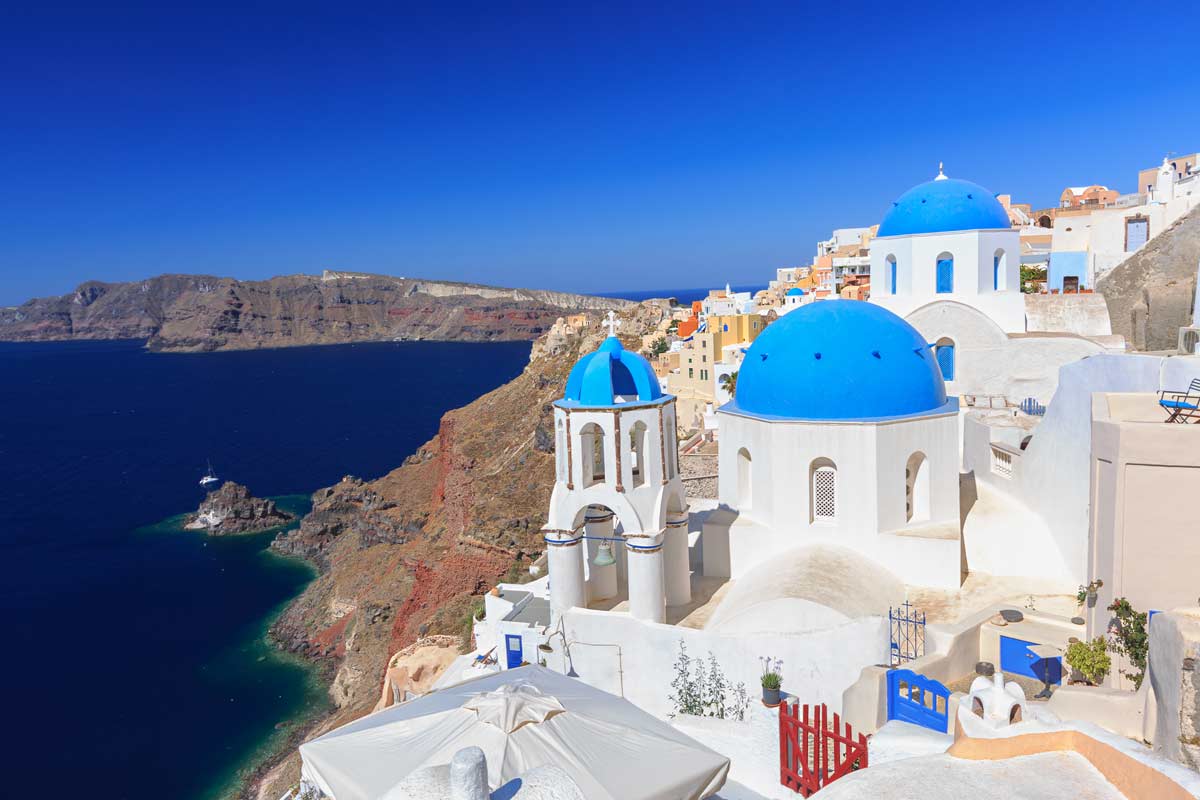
[186,482,295,535]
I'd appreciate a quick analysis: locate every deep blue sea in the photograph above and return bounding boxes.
[601,283,764,305]
[0,339,530,800]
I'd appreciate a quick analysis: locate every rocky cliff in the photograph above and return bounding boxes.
[1098,205,1200,351]
[248,303,668,799]
[0,271,631,352]
[185,482,296,535]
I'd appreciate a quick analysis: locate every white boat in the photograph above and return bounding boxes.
[199,461,219,487]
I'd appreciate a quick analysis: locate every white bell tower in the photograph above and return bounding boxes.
[544,321,689,624]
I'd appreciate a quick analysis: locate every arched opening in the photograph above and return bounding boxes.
[935,337,955,381]
[886,254,898,295]
[993,249,1006,292]
[555,418,566,482]
[1038,215,1052,229]
[905,452,930,523]
[809,457,837,523]
[935,252,954,294]
[580,423,606,487]
[1020,435,1033,451]
[629,421,648,488]
[737,447,752,510]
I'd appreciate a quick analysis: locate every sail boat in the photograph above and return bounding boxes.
[199,460,219,487]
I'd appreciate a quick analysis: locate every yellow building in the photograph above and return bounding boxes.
[666,313,771,428]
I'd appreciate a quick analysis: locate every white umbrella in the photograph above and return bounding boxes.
[300,665,729,800]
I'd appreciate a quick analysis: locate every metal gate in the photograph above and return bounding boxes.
[779,703,868,796]
[886,668,950,732]
[889,601,925,666]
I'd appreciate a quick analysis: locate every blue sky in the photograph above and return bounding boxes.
[2,2,1197,305]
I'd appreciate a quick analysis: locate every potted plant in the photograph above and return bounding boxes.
[1076,579,1103,609]
[761,670,782,707]
[1064,637,1111,686]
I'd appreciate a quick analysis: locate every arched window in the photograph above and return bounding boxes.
[737,447,752,510]
[935,253,954,294]
[629,421,648,488]
[935,337,955,381]
[810,458,837,523]
[886,255,898,294]
[580,423,606,487]
[993,249,1005,291]
[905,452,930,523]
[555,418,566,482]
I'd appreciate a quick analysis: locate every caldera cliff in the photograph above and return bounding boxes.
[247,302,670,799]
[0,271,631,352]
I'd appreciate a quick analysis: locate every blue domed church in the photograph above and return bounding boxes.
[869,167,1025,334]
[710,300,965,589]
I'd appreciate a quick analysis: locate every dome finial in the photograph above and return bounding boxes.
[935,161,948,181]
[603,310,621,338]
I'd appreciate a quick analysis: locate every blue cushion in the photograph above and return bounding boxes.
[1160,400,1199,410]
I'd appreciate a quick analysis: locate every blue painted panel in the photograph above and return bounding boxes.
[886,669,950,732]
[936,258,954,293]
[890,261,897,294]
[935,344,955,381]
[1000,635,1062,684]
[993,256,1000,291]
[505,634,523,669]
[1047,251,1089,292]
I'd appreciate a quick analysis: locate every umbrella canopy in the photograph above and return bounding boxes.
[300,665,729,800]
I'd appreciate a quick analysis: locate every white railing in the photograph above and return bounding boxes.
[990,443,1020,479]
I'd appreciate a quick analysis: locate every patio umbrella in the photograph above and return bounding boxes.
[300,665,729,800]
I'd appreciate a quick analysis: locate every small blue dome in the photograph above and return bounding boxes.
[877,176,1010,237]
[785,288,805,297]
[560,337,664,408]
[726,301,950,421]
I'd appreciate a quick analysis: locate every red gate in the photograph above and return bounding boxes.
[779,702,868,795]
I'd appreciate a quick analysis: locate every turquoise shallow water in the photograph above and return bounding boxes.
[0,339,531,800]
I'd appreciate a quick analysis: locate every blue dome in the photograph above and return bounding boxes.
[785,288,805,297]
[726,301,950,421]
[560,337,665,408]
[877,176,1010,237]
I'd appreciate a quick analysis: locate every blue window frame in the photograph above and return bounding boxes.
[936,257,954,293]
[993,256,1000,290]
[889,258,897,294]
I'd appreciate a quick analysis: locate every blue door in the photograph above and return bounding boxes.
[504,634,523,669]
[935,343,955,381]
[999,635,1061,684]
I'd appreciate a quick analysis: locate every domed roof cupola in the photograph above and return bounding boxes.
[560,313,665,408]
[726,301,950,421]
[877,166,1010,237]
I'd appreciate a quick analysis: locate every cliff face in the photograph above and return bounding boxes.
[252,304,667,799]
[0,271,631,352]
[1098,205,1200,351]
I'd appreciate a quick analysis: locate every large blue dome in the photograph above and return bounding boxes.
[877,176,1010,237]
[560,337,664,408]
[726,301,950,421]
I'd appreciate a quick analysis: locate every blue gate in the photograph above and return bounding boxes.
[504,634,523,669]
[886,669,950,732]
[889,601,926,665]
[999,635,1061,684]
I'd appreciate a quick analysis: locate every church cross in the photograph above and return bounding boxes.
[604,310,621,338]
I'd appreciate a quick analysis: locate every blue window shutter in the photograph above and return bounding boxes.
[936,258,954,293]
[890,261,897,294]
[993,256,1000,290]
[936,344,955,380]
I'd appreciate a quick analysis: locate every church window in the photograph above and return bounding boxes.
[935,337,955,381]
[936,253,954,293]
[905,452,930,523]
[580,423,606,487]
[887,255,897,294]
[993,249,1005,291]
[810,459,837,523]
[630,421,648,488]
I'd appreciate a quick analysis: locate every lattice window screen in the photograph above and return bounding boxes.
[813,466,837,520]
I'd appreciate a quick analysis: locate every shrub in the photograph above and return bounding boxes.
[1065,637,1111,684]
[667,640,750,721]
[1107,597,1148,689]
[649,337,670,356]
[761,671,781,690]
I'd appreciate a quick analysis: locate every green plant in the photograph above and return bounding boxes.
[1107,597,1149,688]
[667,319,680,334]
[719,370,738,397]
[666,640,750,721]
[649,337,670,356]
[1020,265,1047,293]
[1065,637,1111,684]
[761,671,781,690]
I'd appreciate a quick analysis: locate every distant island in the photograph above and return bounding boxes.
[185,482,295,534]
[0,270,632,352]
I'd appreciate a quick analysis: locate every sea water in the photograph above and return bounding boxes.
[0,339,530,800]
